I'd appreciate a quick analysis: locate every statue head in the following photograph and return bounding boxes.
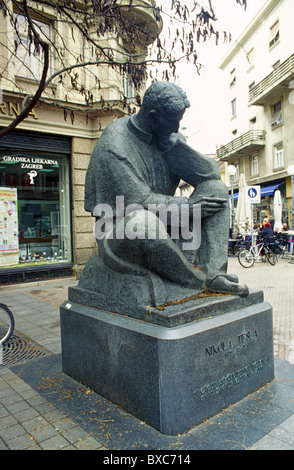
[137,81,190,140]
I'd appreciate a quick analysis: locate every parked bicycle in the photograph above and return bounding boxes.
[274,237,288,259]
[238,241,276,268]
[0,303,15,345]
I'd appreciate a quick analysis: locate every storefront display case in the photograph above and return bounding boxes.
[0,131,73,282]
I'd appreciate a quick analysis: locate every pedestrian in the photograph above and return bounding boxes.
[259,219,275,246]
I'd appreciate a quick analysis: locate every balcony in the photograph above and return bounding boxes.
[118,0,163,48]
[217,130,266,161]
[249,53,294,106]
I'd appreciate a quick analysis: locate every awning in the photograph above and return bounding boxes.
[229,183,281,200]
[260,183,281,196]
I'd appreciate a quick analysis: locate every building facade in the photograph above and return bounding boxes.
[0,0,162,283]
[217,0,294,227]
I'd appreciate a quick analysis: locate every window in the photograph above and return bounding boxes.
[269,20,279,48]
[123,71,135,100]
[14,13,52,80]
[251,154,258,176]
[274,142,284,169]
[230,68,236,87]
[273,60,280,70]
[271,101,283,128]
[250,117,257,130]
[231,98,237,117]
[247,48,254,66]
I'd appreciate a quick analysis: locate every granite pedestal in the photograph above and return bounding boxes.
[60,290,274,435]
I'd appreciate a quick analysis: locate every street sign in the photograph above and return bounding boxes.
[246,185,261,204]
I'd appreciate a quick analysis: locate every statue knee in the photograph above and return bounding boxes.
[195,179,228,200]
[212,180,229,199]
[105,209,170,265]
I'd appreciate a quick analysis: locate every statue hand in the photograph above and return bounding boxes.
[189,194,227,218]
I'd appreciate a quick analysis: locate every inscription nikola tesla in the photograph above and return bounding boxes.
[205,329,258,357]
[194,357,268,402]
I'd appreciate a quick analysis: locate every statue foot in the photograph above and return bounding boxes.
[223,273,238,283]
[207,275,249,297]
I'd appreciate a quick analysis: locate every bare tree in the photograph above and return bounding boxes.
[0,0,247,137]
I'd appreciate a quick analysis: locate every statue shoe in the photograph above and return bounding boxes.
[207,275,249,297]
[222,273,238,283]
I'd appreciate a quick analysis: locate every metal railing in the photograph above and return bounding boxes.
[249,53,294,104]
[217,130,266,160]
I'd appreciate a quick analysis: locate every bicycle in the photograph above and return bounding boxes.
[0,303,15,345]
[238,241,276,268]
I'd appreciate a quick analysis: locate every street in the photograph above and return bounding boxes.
[228,255,294,363]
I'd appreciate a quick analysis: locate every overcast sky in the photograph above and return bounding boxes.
[174,0,267,153]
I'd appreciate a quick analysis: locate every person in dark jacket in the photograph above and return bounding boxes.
[269,216,275,230]
[259,220,275,245]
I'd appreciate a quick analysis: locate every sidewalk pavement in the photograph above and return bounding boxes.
[0,256,294,451]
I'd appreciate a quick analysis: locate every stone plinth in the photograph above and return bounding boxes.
[60,294,274,435]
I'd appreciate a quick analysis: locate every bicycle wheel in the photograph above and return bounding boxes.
[0,303,14,345]
[265,248,276,266]
[238,249,254,268]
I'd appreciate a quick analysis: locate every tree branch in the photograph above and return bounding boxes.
[0,0,50,137]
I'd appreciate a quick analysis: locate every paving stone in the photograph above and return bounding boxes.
[268,415,294,446]
[74,435,104,450]
[0,404,10,418]
[5,400,32,415]
[0,414,18,431]
[250,434,294,450]
[52,417,78,432]
[22,416,49,432]
[14,407,40,422]
[0,440,8,450]
[0,423,27,441]
[29,424,60,443]
[5,434,37,450]
[0,392,23,407]
[62,426,91,444]
[40,434,70,450]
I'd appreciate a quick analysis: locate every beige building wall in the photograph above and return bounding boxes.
[0,1,162,278]
[218,0,294,226]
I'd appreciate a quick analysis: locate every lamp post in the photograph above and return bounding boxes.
[287,165,294,230]
[227,165,237,234]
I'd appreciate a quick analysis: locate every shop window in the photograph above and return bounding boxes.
[0,151,71,267]
[14,13,52,80]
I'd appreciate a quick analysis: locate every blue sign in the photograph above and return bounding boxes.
[248,187,258,199]
[245,185,260,204]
